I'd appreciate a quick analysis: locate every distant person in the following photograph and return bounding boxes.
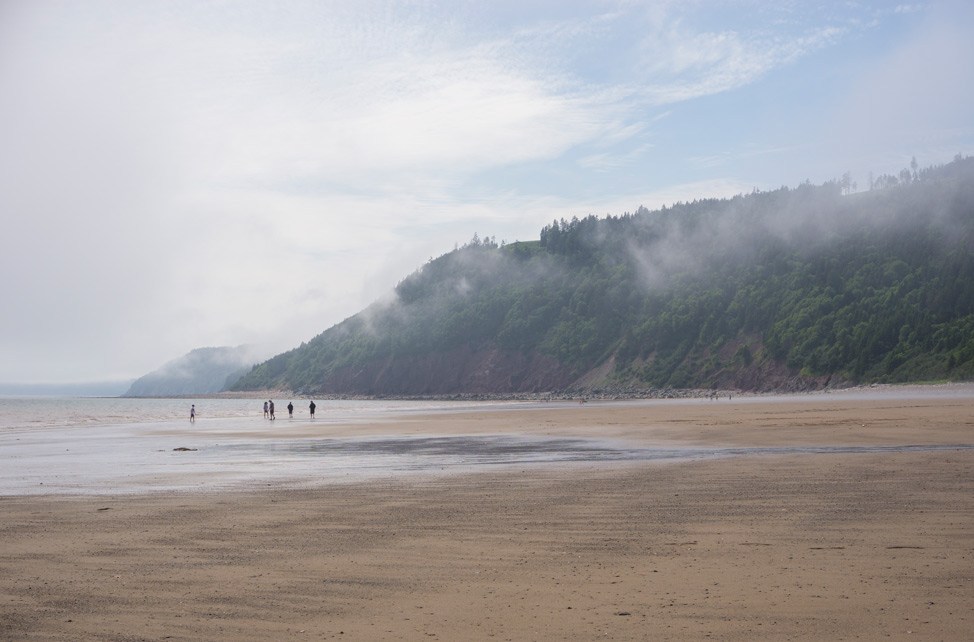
[190,404,196,423]
[269,400,275,420]
[309,400,316,420]
[263,401,269,418]
[287,401,294,419]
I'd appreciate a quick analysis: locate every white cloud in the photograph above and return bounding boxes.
[636,22,845,105]
[895,4,924,15]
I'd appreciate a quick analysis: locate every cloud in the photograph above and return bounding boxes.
[117,5,629,195]
[635,20,845,105]
[895,4,924,15]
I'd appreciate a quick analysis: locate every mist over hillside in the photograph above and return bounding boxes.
[232,157,974,396]
[124,346,260,397]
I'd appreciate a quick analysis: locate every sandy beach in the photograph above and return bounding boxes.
[2,387,973,640]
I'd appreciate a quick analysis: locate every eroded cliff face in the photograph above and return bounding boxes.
[312,346,577,395]
[299,342,836,397]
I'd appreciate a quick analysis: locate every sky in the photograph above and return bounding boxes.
[1,0,972,385]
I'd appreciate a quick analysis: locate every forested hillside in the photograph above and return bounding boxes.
[232,157,974,396]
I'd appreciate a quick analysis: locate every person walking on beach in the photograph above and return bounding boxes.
[309,400,316,420]
[190,404,196,423]
[287,401,294,419]
[269,400,275,420]
[263,401,269,418]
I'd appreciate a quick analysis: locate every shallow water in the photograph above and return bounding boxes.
[0,396,537,431]
[0,396,581,495]
[2,394,973,496]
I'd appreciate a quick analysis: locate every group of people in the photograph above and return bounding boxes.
[190,400,319,422]
[263,399,317,420]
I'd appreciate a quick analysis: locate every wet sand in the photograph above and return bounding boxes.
[2,388,973,640]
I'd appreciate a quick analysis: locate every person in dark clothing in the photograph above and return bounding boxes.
[309,400,316,419]
[287,401,294,419]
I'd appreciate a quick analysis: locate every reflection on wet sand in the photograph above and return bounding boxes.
[213,434,974,469]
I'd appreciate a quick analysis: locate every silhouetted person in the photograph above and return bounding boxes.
[269,400,275,420]
[190,404,196,423]
[309,400,316,420]
[263,401,269,418]
[287,401,294,419]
